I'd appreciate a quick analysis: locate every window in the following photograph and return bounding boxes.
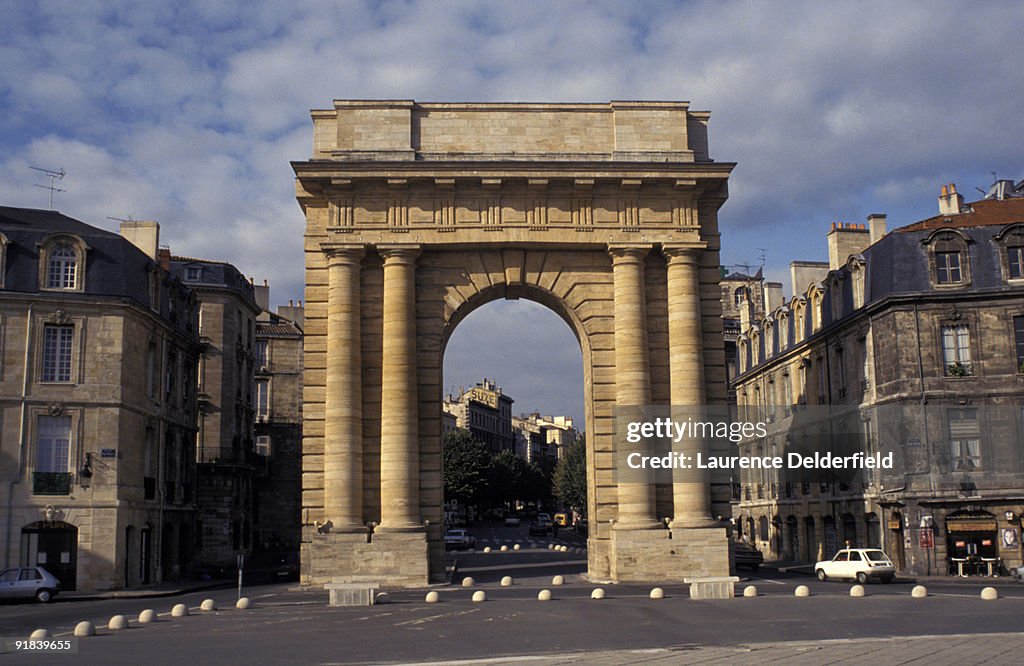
[255,435,271,457]
[941,324,973,377]
[42,324,73,382]
[1009,245,1024,279]
[185,266,201,281]
[146,341,158,398]
[166,350,177,401]
[255,340,268,370]
[936,251,962,284]
[256,379,269,420]
[47,243,78,289]
[34,415,71,495]
[734,286,749,307]
[948,408,981,471]
[1015,316,1024,374]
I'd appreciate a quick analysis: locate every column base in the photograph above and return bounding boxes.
[613,519,664,531]
[374,522,426,534]
[301,528,430,587]
[609,524,730,583]
[668,516,721,530]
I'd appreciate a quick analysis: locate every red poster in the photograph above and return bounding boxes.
[918,529,934,549]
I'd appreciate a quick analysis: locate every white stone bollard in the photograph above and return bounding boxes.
[591,588,606,600]
[472,590,486,603]
[981,587,999,601]
[500,545,509,552]
[138,609,156,623]
[560,545,569,552]
[794,585,811,597]
[462,576,475,587]
[108,615,128,630]
[235,598,251,610]
[200,599,217,611]
[29,629,49,639]
[548,544,555,550]
[649,587,665,600]
[551,575,564,586]
[500,576,513,587]
[483,547,492,553]
[74,621,96,637]
[171,603,190,617]
[425,591,440,604]
[911,585,928,598]
[850,584,866,597]
[537,589,552,601]
[513,544,521,551]
[375,592,391,604]
[743,585,758,598]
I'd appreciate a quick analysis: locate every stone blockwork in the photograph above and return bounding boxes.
[296,100,734,586]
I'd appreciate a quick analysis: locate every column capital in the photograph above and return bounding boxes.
[607,243,652,263]
[321,243,366,265]
[661,243,706,263]
[378,244,421,266]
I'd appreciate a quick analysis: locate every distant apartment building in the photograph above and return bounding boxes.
[168,255,261,569]
[732,180,1024,577]
[0,208,200,591]
[442,378,514,453]
[513,413,578,464]
[252,285,303,556]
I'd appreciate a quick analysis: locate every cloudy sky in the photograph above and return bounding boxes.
[2,1,1022,425]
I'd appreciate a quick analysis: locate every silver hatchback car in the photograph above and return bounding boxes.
[0,566,62,602]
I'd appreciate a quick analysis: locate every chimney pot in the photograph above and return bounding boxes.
[941,184,948,196]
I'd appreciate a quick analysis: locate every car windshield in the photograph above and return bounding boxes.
[865,550,890,562]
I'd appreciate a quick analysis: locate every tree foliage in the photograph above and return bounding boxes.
[553,434,587,511]
[442,430,491,505]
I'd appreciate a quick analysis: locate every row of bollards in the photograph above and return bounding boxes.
[37,597,253,639]
[480,544,583,554]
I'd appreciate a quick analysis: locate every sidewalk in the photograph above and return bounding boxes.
[60,578,231,602]
[763,559,1024,586]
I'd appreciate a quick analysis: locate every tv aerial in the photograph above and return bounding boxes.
[30,166,66,210]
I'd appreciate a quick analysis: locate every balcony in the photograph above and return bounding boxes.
[33,472,71,495]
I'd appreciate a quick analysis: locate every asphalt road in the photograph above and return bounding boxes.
[3,527,1024,665]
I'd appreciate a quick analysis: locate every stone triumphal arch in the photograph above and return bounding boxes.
[295,101,735,592]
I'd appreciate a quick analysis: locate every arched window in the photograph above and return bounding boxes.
[734,286,749,307]
[923,229,971,287]
[48,243,78,289]
[995,223,1024,282]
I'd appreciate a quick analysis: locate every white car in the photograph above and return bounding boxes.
[815,548,895,584]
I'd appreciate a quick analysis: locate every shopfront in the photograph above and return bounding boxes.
[946,510,998,576]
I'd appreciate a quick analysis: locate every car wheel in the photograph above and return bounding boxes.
[816,569,827,582]
[35,589,53,603]
[856,572,868,584]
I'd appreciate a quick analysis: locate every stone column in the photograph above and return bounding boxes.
[376,246,423,532]
[664,245,717,528]
[324,245,366,532]
[609,245,660,530]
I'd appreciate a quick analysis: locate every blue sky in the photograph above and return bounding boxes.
[2,1,1022,424]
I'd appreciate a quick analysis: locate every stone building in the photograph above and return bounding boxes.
[252,288,304,557]
[0,208,200,591]
[442,378,514,453]
[297,100,734,590]
[168,255,261,569]
[732,180,1024,577]
[513,413,578,464]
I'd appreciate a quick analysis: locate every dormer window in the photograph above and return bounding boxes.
[185,266,202,282]
[1009,244,1024,279]
[995,224,1024,282]
[48,243,78,289]
[936,250,962,284]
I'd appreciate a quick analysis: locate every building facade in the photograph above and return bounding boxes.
[443,379,515,454]
[512,412,578,464]
[0,208,200,591]
[168,256,261,570]
[732,181,1024,577]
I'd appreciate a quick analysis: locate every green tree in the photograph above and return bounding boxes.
[553,434,587,512]
[442,430,491,506]
[487,449,529,508]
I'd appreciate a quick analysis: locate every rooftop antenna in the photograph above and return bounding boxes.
[106,215,137,224]
[30,166,66,210]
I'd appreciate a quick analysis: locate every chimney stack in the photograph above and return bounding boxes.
[938,183,964,216]
[157,247,171,271]
[867,213,888,244]
[827,222,871,270]
[764,281,784,313]
[120,220,160,260]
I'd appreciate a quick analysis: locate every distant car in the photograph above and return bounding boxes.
[733,542,764,571]
[815,548,895,583]
[504,515,521,527]
[528,520,553,536]
[536,513,552,523]
[444,529,476,550]
[0,566,61,603]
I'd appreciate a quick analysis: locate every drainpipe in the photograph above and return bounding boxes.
[6,304,33,568]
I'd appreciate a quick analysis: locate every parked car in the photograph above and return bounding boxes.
[0,566,61,603]
[504,515,521,527]
[536,513,552,524]
[815,548,895,583]
[529,520,553,536]
[444,529,476,550]
[733,542,764,570]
